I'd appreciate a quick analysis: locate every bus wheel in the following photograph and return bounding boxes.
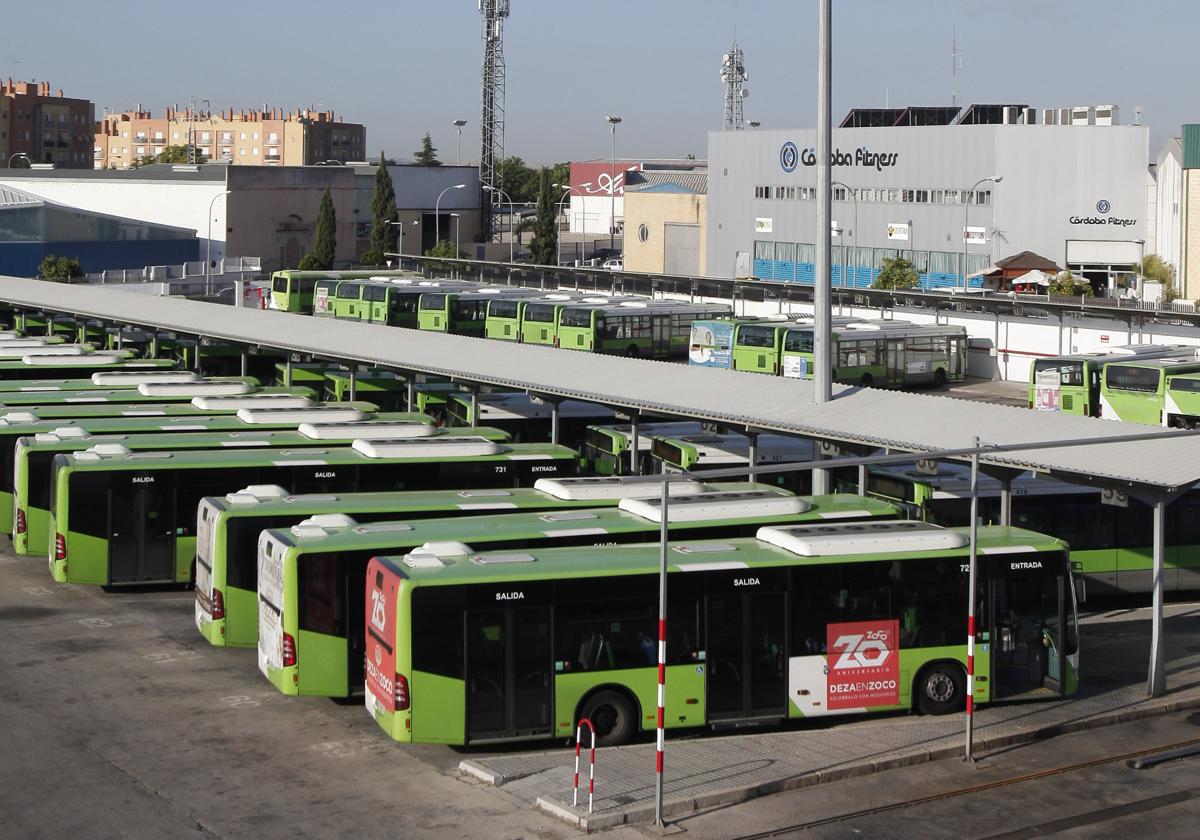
[933,368,948,389]
[860,373,874,388]
[626,345,640,358]
[579,689,637,746]
[915,662,965,715]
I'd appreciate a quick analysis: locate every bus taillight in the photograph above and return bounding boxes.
[211,587,225,621]
[282,631,297,668]
[15,508,26,535]
[55,532,66,561]
[394,672,410,711]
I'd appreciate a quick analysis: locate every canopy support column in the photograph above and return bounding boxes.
[630,413,641,476]
[1148,500,1167,697]
[349,367,358,402]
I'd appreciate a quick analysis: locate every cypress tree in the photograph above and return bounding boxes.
[529,168,559,266]
[311,188,337,269]
[367,153,398,263]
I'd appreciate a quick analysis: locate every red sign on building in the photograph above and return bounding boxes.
[570,161,643,196]
[825,619,900,710]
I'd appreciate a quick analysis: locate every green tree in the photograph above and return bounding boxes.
[302,188,337,270]
[37,254,84,281]
[1047,270,1094,297]
[529,168,559,266]
[413,133,442,166]
[494,156,540,202]
[367,153,398,264]
[872,256,920,290]
[1139,253,1178,303]
[424,240,461,258]
[154,144,199,164]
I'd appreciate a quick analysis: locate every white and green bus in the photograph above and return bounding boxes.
[1027,345,1190,416]
[780,322,967,388]
[365,521,1077,746]
[581,421,708,475]
[49,437,579,587]
[196,477,742,648]
[13,420,504,557]
[258,490,898,698]
[557,301,733,359]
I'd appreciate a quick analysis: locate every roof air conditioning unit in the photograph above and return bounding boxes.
[1042,108,1057,126]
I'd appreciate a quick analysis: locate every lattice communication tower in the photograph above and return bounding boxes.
[721,42,748,130]
[480,0,509,242]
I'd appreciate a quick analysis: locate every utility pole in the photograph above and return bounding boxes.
[479,0,510,243]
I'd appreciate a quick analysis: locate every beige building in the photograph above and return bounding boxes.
[94,106,365,170]
[622,170,708,276]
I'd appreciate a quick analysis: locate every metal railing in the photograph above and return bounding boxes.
[391,254,1200,327]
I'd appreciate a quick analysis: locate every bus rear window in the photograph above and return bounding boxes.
[298,553,345,636]
[488,300,520,319]
[336,283,361,300]
[1034,360,1083,386]
[784,329,814,353]
[450,300,484,320]
[1105,365,1160,393]
[524,303,556,323]
[583,427,618,454]
[1168,377,1200,393]
[651,439,686,467]
[559,308,594,328]
[736,325,776,348]
[420,294,447,311]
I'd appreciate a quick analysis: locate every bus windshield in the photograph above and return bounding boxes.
[784,329,814,352]
[488,300,520,319]
[1169,378,1200,393]
[1105,366,1160,393]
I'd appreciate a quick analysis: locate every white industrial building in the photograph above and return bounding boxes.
[707,104,1154,295]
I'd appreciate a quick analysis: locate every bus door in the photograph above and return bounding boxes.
[988,555,1067,700]
[652,315,671,357]
[108,473,175,584]
[705,573,787,722]
[466,587,553,742]
[885,338,905,387]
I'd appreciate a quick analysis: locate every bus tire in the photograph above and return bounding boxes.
[578,688,638,747]
[860,373,874,388]
[915,662,965,715]
[626,345,640,358]
[933,368,948,389]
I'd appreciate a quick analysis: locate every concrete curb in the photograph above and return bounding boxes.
[511,694,1200,832]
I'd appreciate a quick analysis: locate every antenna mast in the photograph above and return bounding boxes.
[721,40,749,130]
[479,0,509,243]
[951,21,959,108]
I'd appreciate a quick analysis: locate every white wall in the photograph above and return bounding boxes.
[0,176,229,261]
[569,195,623,236]
[1155,145,1183,271]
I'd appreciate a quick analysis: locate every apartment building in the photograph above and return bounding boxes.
[94,106,365,169]
[1,79,95,169]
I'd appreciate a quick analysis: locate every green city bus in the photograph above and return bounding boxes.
[854,462,1200,595]
[1164,371,1200,428]
[484,294,616,344]
[582,421,707,475]
[1099,356,1200,425]
[195,476,733,648]
[303,271,426,317]
[418,289,541,336]
[323,371,408,411]
[49,437,578,587]
[270,271,330,313]
[651,431,825,491]
[0,356,177,380]
[261,490,898,698]
[732,317,866,375]
[0,409,425,536]
[780,322,967,388]
[0,371,203,393]
[365,520,1077,746]
[14,420,495,557]
[273,362,341,388]
[345,278,479,327]
[1028,345,1190,416]
[0,392,341,422]
[0,379,280,407]
[443,391,616,444]
[556,301,732,358]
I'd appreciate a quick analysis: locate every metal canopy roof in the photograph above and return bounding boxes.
[2,277,1198,492]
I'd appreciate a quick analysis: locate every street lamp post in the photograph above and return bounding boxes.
[962,176,1002,292]
[386,219,419,256]
[205,189,232,296]
[450,213,461,259]
[435,183,466,250]
[483,185,515,262]
[7,152,31,168]
[605,114,622,252]
[452,119,467,165]
[553,183,584,266]
[832,180,859,287]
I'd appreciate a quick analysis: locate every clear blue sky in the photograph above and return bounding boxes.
[5,0,1193,165]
